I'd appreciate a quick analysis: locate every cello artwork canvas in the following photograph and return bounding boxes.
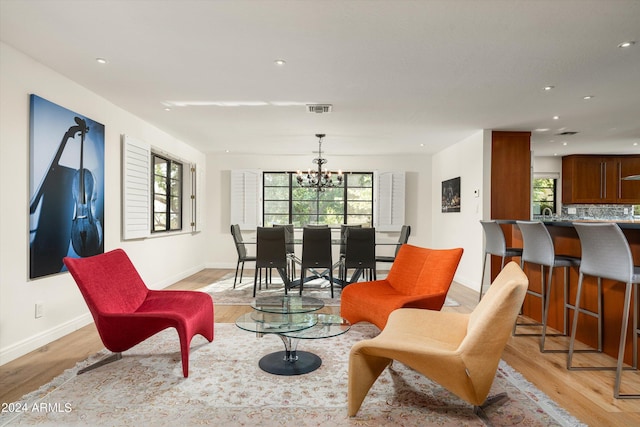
[29,95,105,279]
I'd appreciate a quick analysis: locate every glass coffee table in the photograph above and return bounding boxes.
[236,295,350,375]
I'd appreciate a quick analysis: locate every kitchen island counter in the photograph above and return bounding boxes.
[492,220,639,365]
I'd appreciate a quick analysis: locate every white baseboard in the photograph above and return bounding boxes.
[0,264,206,366]
[0,313,93,366]
[152,263,207,290]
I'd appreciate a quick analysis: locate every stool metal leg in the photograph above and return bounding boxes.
[568,273,611,370]
[541,266,574,353]
[614,283,640,398]
[513,263,544,336]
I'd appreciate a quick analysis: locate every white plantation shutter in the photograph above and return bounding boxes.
[122,135,151,239]
[193,164,205,232]
[375,171,405,231]
[230,169,261,230]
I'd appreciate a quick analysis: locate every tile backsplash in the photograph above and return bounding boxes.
[532,204,635,220]
[559,204,634,220]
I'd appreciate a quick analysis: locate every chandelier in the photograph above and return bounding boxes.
[296,134,343,191]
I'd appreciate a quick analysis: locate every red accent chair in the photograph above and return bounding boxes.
[64,248,214,377]
[340,244,463,330]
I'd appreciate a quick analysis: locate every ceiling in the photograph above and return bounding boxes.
[1,0,639,157]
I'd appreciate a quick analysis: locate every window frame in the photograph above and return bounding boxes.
[151,152,183,233]
[262,171,374,227]
[532,176,557,215]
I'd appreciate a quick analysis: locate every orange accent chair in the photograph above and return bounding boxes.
[340,244,463,330]
[64,248,214,377]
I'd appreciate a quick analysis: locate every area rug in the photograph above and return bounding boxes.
[1,324,584,427]
[202,273,460,308]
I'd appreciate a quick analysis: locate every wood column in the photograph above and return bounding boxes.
[489,131,531,281]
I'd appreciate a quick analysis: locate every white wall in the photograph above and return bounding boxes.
[0,43,208,364]
[205,152,434,268]
[431,131,487,290]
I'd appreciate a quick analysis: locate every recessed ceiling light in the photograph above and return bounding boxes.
[618,41,636,48]
[562,142,568,146]
[553,153,558,156]
[164,107,171,111]
[543,85,554,91]
[583,95,594,100]
[535,128,550,132]
[634,142,639,146]
[553,116,560,120]
[420,143,425,147]
[96,57,107,64]
[274,59,286,66]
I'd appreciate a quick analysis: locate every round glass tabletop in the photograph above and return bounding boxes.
[282,314,351,339]
[251,295,324,314]
[235,312,317,334]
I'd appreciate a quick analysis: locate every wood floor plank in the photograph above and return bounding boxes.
[2,268,639,425]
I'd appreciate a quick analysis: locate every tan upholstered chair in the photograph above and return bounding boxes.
[348,262,528,421]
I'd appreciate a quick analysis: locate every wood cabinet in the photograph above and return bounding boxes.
[618,156,640,203]
[562,155,640,204]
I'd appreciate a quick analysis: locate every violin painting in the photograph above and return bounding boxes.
[70,117,102,257]
[29,95,105,278]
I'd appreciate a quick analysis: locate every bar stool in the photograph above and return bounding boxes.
[514,221,580,348]
[479,220,523,301]
[568,222,640,399]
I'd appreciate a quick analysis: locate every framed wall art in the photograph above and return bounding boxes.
[441,176,461,213]
[29,94,105,279]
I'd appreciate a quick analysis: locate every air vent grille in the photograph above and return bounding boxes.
[555,131,578,136]
[306,104,333,114]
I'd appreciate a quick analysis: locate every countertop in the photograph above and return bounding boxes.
[496,219,640,230]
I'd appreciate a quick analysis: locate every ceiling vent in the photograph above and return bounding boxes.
[555,131,578,136]
[306,104,333,114]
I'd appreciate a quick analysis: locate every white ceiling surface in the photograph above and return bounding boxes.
[1,0,639,157]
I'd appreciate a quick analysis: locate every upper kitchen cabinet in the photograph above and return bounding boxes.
[562,155,640,204]
[618,156,640,203]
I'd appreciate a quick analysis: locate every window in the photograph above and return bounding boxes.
[263,172,373,227]
[532,177,556,214]
[152,153,183,232]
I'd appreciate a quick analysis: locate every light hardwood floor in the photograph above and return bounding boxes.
[1,268,639,425]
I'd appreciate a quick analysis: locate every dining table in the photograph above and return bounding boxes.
[241,232,398,288]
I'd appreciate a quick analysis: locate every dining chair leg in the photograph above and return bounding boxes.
[253,269,259,297]
[234,260,241,288]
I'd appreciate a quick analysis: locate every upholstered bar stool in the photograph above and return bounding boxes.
[568,223,640,399]
[514,221,580,348]
[479,220,523,302]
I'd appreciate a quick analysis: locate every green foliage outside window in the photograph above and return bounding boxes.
[263,172,373,227]
[532,178,556,215]
[152,154,182,232]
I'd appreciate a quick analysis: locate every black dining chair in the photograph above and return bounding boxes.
[375,224,411,265]
[272,223,299,281]
[339,224,362,279]
[254,226,290,297]
[231,224,256,288]
[299,227,335,297]
[342,227,376,284]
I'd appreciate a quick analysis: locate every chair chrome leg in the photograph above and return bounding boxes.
[77,352,122,375]
[473,392,509,427]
